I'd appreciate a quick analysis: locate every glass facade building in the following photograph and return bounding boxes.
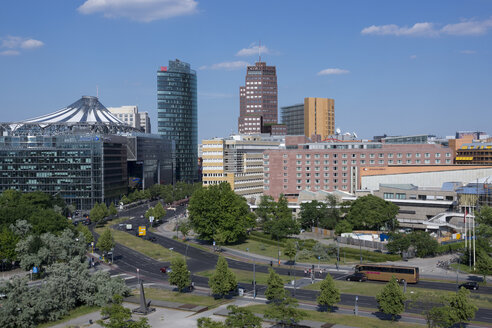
[157,59,198,183]
[281,104,304,135]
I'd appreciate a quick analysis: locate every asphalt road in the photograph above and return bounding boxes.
[103,202,492,323]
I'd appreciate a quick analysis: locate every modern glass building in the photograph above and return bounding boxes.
[157,59,198,183]
[0,96,175,210]
[281,103,304,135]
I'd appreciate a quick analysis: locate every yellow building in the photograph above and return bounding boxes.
[201,135,282,200]
[304,97,335,140]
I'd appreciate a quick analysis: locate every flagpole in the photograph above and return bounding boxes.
[473,208,476,271]
[468,206,472,271]
[464,208,467,249]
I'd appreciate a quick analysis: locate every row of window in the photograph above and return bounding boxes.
[264,152,452,160]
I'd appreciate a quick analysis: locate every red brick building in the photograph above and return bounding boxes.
[263,140,453,199]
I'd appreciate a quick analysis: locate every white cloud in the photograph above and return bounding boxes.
[442,17,492,36]
[200,61,249,70]
[21,39,44,49]
[362,17,492,37]
[460,50,476,55]
[0,36,44,55]
[78,0,198,22]
[236,44,271,57]
[410,55,417,60]
[0,50,20,56]
[317,68,350,76]
[361,22,438,37]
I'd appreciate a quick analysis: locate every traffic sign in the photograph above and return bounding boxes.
[138,226,146,236]
[32,267,38,274]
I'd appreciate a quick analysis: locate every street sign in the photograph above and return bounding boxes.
[138,226,146,236]
[213,241,216,246]
[149,216,154,223]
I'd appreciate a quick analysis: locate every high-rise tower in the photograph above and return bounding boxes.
[238,61,278,134]
[157,59,198,182]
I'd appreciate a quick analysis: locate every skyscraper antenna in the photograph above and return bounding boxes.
[258,40,261,62]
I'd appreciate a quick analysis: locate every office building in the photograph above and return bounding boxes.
[281,98,335,140]
[0,96,175,210]
[107,105,151,133]
[202,134,283,200]
[238,61,278,134]
[157,59,198,182]
[455,143,492,165]
[304,97,335,140]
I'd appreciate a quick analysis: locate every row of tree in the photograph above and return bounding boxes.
[120,182,201,205]
[89,202,117,224]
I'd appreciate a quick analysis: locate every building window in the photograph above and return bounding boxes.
[324,173,329,177]
[284,179,288,183]
[416,159,421,164]
[306,167,310,171]
[384,193,394,199]
[296,167,301,171]
[388,153,393,158]
[370,160,375,164]
[297,185,301,190]
[406,153,412,158]
[436,159,441,164]
[297,179,301,183]
[446,159,451,164]
[264,179,269,184]
[283,154,287,158]
[324,154,329,158]
[388,160,393,164]
[264,160,269,165]
[324,160,329,164]
[436,153,441,158]
[296,154,302,159]
[416,153,421,158]
[425,159,430,164]
[379,153,384,158]
[324,166,329,171]
[446,153,451,157]
[397,153,402,158]
[315,173,320,177]
[425,153,430,158]
[379,160,384,164]
[360,160,365,164]
[360,154,365,158]
[406,160,411,164]
[315,160,320,165]
[283,166,288,170]
[396,193,406,199]
[352,154,357,158]
[297,173,302,177]
[333,160,338,165]
[297,160,301,165]
[315,154,320,158]
[342,154,347,158]
[306,173,311,177]
[342,160,347,164]
[351,160,357,164]
[306,154,311,159]
[306,179,310,184]
[305,160,310,165]
[370,154,375,158]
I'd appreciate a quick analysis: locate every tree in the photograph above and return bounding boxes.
[120,195,130,205]
[197,317,226,328]
[265,268,286,302]
[178,220,191,240]
[97,228,115,254]
[188,182,255,244]
[77,224,94,244]
[0,227,18,262]
[153,202,166,220]
[99,299,150,328]
[476,249,492,282]
[264,295,306,327]
[225,305,262,328]
[346,194,399,231]
[284,240,297,262]
[90,202,106,223]
[261,194,300,239]
[298,200,327,230]
[108,203,117,216]
[317,273,340,311]
[387,233,411,255]
[209,256,237,297]
[144,207,154,220]
[376,276,405,320]
[448,287,478,326]
[168,257,191,292]
[425,306,457,328]
[334,220,352,235]
[409,231,438,258]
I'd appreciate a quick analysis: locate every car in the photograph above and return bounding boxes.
[160,267,171,274]
[459,281,479,290]
[346,272,367,282]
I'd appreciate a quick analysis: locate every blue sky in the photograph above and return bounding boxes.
[1,0,491,141]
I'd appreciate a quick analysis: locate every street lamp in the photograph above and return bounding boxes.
[246,248,256,298]
[355,234,363,264]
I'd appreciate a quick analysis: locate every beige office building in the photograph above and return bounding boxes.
[107,105,151,133]
[304,97,335,140]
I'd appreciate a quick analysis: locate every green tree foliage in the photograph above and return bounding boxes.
[90,202,107,223]
[0,227,19,262]
[284,240,297,261]
[298,196,341,230]
[144,207,154,220]
[317,273,340,311]
[168,257,191,292]
[197,317,226,328]
[99,301,150,328]
[178,220,191,240]
[312,242,335,260]
[76,224,94,244]
[0,260,129,327]
[108,203,117,216]
[188,182,254,244]
[448,287,478,325]
[209,256,237,297]
[259,195,300,239]
[387,232,412,255]
[97,228,115,254]
[346,194,399,231]
[264,295,306,327]
[120,195,130,204]
[425,306,457,328]
[265,268,286,302]
[225,305,262,328]
[153,202,166,219]
[376,276,405,320]
[15,228,88,270]
[476,248,492,281]
[409,231,438,257]
[334,220,353,235]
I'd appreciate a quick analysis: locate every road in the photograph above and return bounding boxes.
[101,201,492,324]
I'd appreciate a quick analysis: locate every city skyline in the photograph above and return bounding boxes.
[1,1,491,141]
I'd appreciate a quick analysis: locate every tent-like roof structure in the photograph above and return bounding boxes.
[23,96,124,125]
[0,96,139,136]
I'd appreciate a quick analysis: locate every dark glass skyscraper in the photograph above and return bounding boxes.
[157,59,198,182]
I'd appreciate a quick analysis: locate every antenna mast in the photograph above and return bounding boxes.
[258,40,261,62]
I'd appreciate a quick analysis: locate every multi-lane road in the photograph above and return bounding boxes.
[101,201,492,324]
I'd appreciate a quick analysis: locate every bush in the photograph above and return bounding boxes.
[436,241,465,255]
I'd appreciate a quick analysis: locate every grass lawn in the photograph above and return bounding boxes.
[228,237,397,265]
[38,305,100,328]
[196,268,293,286]
[95,218,175,262]
[302,280,492,310]
[133,288,230,308]
[449,263,476,274]
[245,304,423,328]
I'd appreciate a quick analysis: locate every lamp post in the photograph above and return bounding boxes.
[355,234,363,264]
[246,248,256,298]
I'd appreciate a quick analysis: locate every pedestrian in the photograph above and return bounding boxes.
[304,269,307,276]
